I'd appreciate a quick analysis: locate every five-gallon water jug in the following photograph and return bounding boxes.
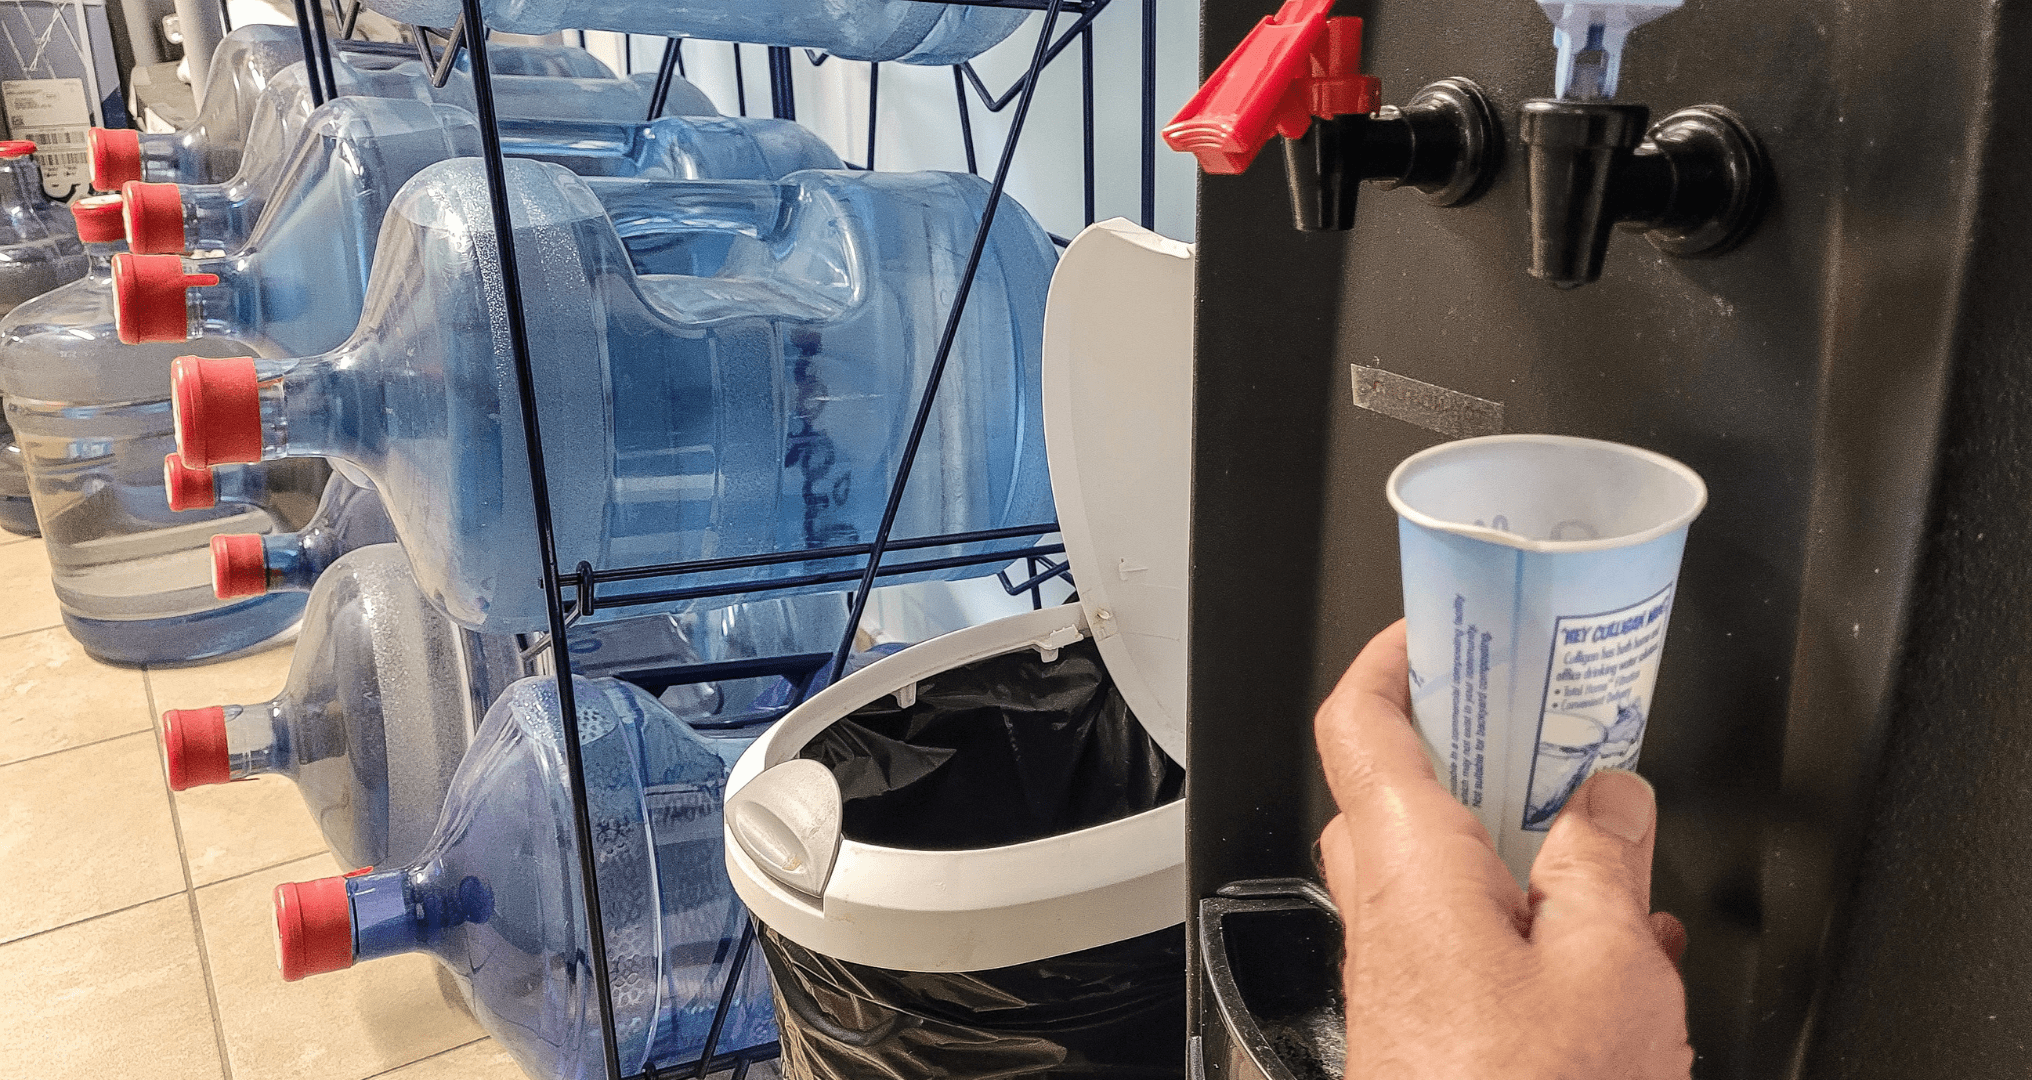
[117,97,837,257]
[206,470,396,597]
[164,541,854,869]
[273,674,779,1076]
[169,158,1056,634]
[93,54,715,193]
[112,104,839,360]
[159,544,480,868]
[88,26,621,190]
[0,194,307,663]
[347,0,1026,63]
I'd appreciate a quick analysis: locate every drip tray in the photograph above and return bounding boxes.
[1199,880,1346,1080]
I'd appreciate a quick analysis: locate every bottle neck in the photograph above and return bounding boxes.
[135,132,198,184]
[180,181,261,253]
[205,463,269,507]
[83,241,123,274]
[184,257,250,343]
[221,701,295,780]
[349,865,489,963]
[249,350,372,471]
[258,529,323,593]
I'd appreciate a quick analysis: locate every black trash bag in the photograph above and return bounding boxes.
[764,635,1188,1078]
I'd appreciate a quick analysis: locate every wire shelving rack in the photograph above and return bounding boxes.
[283,1,1168,1074]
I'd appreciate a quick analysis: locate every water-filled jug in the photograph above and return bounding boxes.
[0,194,310,663]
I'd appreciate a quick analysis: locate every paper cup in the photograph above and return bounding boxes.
[1386,434,1706,881]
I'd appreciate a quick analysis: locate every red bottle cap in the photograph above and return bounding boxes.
[0,140,36,160]
[170,356,264,466]
[163,452,217,510]
[274,877,356,982]
[1161,0,1379,174]
[121,181,187,253]
[211,533,269,598]
[112,253,217,344]
[71,192,126,243]
[160,705,231,790]
[88,128,140,189]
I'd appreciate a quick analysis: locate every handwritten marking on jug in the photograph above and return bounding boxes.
[1350,365,1504,439]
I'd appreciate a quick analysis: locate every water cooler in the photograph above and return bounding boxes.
[1183,0,2032,1077]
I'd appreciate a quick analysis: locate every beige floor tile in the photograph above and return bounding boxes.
[375,1038,525,1080]
[0,625,153,765]
[146,637,298,712]
[0,730,184,942]
[0,894,224,1080]
[0,537,61,640]
[199,854,485,1080]
[176,774,333,887]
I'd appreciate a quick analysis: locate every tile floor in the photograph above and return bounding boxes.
[0,531,774,1080]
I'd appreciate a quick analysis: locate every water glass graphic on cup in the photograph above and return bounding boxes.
[1388,435,1706,882]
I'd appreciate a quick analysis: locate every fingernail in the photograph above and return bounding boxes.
[1582,768,1656,843]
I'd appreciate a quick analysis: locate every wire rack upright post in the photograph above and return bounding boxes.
[299,0,1166,1073]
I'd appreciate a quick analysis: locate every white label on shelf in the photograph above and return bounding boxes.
[3,78,91,198]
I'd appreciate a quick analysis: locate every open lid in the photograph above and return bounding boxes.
[1041,218,1195,763]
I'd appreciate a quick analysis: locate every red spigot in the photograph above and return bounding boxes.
[1161,0,1380,174]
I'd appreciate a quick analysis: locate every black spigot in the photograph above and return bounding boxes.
[1520,99,1767,287]
[1163,0,1499,231]
[1285,78,1500,231]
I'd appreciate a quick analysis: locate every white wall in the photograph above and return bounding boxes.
[578,2,1201,243]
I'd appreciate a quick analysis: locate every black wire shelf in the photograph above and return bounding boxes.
[291,0,1166,1073]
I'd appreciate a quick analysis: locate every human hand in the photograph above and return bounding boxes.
[1314,620,1692,1079]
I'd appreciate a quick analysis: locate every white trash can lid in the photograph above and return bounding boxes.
[725,219,1195,972]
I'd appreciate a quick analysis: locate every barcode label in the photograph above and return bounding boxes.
[2,79,91,198]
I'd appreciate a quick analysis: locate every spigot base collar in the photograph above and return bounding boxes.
[1385,78,1502,207]
[1627,105,1767,260]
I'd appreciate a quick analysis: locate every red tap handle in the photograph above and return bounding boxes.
[1162,0,1381,174]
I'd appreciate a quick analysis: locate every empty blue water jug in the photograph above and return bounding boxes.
[164,540,852,870]
[0,194,309,663]
[93,53,713,193]
[115,109,839,357]
[274,673,779,1076]
[118,95,836,258]
[89,25,624,189]
[171,158,1056,634]
[351,0,1026,63]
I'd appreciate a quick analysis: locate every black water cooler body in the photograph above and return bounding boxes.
[1185,0,2032,1076]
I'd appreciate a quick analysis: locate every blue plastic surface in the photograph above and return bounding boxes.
[159,97,840,358]
[128,23,622,185]
[347,0,1026,62]
[171,102,836,256]
[134,54,715,188]
[205,542,851,870]
[343,675,778,1075]
[204,158,1057,633]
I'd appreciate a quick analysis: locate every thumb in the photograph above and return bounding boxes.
[1526,769,1658,946]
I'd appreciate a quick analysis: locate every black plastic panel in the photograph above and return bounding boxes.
[1186,0,2032,1076]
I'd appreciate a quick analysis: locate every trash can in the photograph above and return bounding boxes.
[724,219,1195,1077]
